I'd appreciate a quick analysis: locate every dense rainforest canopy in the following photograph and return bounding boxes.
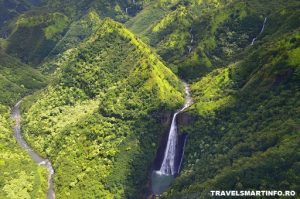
[0,0,299,198]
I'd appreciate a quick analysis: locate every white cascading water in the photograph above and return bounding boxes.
[157,83,193,176]
[187,46,192,54]
[187,26,194,53]
[251,17,267,45]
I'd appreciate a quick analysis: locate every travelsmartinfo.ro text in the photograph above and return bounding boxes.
[210,190,296,197]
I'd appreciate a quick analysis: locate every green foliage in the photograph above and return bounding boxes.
[6,11,69,64]
[127,0,300,80]
[0,105,48,199]
[125,6,167,43]
[45,0,149,21]
[163,27,300,199]
[0,45,47,198]
[0,1,299,198]
[0,0,43,36]
[22,18,184,198]
[190,66,236,116]
[0,50,45,106]
[48,11,102,58]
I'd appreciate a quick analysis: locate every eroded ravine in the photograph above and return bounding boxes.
[12,100,55,199]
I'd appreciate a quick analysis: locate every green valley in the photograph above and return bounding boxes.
[21,18,184,198]
[0,44,47,199]
[0,0,299,198]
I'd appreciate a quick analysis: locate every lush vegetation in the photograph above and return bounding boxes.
[2,0,153,64]
[22,17,184,198]
[0,104,48,199]
[0,46,47,198]
[0,49,45,105]
[6,10,69,64]
[165,32,300,198]
[0,0,43,37]
[127,0,300,79]
[0,0,299,198]
[133,0,299,198]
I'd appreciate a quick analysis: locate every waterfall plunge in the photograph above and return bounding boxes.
[156,83,192,176]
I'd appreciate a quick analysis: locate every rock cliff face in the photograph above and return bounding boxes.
[160,111,173,127]
[152,108,192,182]
[177,111,194,127]
[152,111,173,171]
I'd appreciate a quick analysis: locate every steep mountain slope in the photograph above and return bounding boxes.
[22,17,184,198]
[122,0,300,198]
[0,105,48,199]
[127,0,300,79]
[1,0,149,64]
[45,0,143,19]
[6,10,69,64]
[166,31,300,198]
[47,11,102,60]
[0,0,299,198]
[0,0,43,37]
[0,49,45,105]
[0,48,47,198]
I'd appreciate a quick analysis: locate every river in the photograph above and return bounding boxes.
[12,100,55,199]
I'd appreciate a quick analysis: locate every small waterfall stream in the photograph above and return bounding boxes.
[187,27,194,54]
[251,17,267,45]
[187,46,192,54]
[151,82,192,195]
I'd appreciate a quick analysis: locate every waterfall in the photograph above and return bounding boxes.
[157,83,193,176]
[251,17,267,45]
[177,134,188,174]
[191,34,194,44]
[125,7,129,13]
[260,17,267,34]
[187,26,194,53]
[188,46,192,54]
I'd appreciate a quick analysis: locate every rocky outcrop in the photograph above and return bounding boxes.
[177,110,194,127]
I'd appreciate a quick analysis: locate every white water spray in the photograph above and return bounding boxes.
[157,83,193,176]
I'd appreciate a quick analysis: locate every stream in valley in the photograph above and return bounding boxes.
[12,101,55,199]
